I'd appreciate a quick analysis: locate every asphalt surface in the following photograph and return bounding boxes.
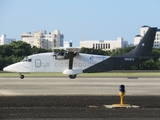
[1,77,160,96]
[1,77,160,119]
[1,95,160,119]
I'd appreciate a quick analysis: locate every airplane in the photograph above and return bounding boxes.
[3,27,157,79]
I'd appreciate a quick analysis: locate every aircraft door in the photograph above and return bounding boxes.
[34,59,45,72]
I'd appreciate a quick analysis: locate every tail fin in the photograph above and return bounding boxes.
[121,27,157,57]
[83,27,157,73]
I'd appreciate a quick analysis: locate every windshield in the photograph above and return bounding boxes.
[22,57,32,62]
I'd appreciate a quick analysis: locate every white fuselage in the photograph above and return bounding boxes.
[3,52,110,75]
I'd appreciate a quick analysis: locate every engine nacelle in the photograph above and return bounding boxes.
[63,69,83,75]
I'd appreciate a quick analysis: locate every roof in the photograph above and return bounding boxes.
[157,29,160,32]
[135,35,142,37]
[141,25,150,28]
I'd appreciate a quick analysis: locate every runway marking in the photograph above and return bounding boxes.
[0,90,20,96]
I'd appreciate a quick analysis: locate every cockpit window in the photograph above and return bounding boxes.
[28,59,32,62]
[22,57,32,62]
[22,57,27,62]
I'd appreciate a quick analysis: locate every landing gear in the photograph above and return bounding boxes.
[20,75,24,79]
[69,75,76,79]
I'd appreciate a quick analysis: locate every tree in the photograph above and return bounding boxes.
[31,46,52,54]
[0,41,51,70]
[10,41,32,56]
[0,45,13,57]
[80,47,106,55]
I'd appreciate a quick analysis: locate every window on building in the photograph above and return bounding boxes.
[96,44,97,49]
[143,31,145,35]
[93,44,95,49]
[101,44,102,49]
[103,44,105,49]
[108,43,110,49]
[106,44,107,49]
[98,44,100,49]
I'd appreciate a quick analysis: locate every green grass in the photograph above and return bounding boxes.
[0,72,65,77]
[1,71,160,77]
[80,71,160,77]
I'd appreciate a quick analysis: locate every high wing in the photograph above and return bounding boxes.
[83,27,157,73]
[52,47,80,60]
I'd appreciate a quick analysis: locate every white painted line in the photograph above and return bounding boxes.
[0,90,20,96]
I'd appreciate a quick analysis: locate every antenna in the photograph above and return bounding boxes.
[81,36,84,41]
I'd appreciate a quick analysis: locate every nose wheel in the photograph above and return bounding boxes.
[20,75,24,79]
[69,75,76,79]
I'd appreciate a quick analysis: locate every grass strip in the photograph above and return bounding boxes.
[1,71,160,77]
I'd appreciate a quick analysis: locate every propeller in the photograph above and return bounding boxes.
[68,52,74,69]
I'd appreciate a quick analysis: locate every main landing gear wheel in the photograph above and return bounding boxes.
[69,75,76,79]
[20,75,24,79]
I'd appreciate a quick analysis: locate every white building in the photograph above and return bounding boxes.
[155,29,160,48]
[21,30,64,50]
[134,25,160,48]
[0,34,16,45]
[64,41,72,47]
[80,37,128,51]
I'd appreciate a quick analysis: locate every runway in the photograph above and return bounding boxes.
[0,76,160,119]
[0,77,160,96]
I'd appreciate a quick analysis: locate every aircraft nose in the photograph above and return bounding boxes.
[3,66,11,72]
[3,67,7,71]
[3,65,17,72]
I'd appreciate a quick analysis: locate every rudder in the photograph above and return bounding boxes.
[120,27,157,57]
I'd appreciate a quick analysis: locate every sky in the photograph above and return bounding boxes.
[0,0,160,46]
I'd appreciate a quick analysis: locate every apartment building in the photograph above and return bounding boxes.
[21,30,64,50]
[0,34,16,45]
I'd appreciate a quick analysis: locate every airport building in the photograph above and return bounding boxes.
[134,25,160,48]
[21,30,64,50]
[80,37,129,51]
[0,34,16,45]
